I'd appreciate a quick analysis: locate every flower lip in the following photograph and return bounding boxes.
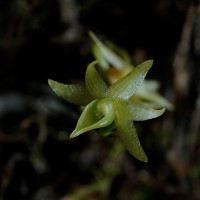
[69,98,115,139]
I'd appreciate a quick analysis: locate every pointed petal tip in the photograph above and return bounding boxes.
[137,59,154,71]
[142,59,154,69]
[69,127,86,138]
[69,135,74,139]
[89,60,99,66]
[69,131,78,139]
[134,152,148,162]
[146,59,154,64]
[159,108,166,115]
[127,145,148,162]
[128,148,148,162]
[143,156,148,163]
[88,29,93,35]
[48,79,58,89]
[86,60,99,72]
[48,79,58,91]
[48,79,54,85]
[88,31,99,43]
[88,30,95,37]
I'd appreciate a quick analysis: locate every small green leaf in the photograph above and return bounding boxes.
[48,79,93,106]
[85,61,109,98]
[70,99,115,138]
[109,60,153,100]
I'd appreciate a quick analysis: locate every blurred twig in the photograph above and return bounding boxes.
[167,3,200,198]
[172,5,195,96]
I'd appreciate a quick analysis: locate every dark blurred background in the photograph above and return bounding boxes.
[0,0,200,200]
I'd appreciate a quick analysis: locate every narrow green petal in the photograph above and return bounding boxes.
[114,99,165,121]
[106,41,132,65]
[92,44,110,70]
[142,80,160,91]
[109,60,153,100]
[85,61,109,98]
[48,79,93,106]
[113,100,148,162]
[136,86,174,110]
[115,119,148,162]
[70,99,115,138]
[91,35,131,69]
[88,31,125,69]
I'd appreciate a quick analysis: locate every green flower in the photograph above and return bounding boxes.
[48,60,165,162]
[89,31,174,111]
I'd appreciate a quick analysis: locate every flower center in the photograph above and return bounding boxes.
[97,98,114,116]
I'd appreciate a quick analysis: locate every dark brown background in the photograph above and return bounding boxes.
[0,0,199,200]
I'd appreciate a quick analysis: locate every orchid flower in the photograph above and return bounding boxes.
[89,31,174,111]
[48,60,165,162]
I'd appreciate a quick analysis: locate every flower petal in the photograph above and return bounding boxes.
[92,44,110,70]
[135,81,174,110]
[89,31,125,69]
[113,99,148,162]
[70,99,115,138]
[114,99,165,121]
[48,79,93,106]
[85,61,109,98]
[109,60,153,100]
[115,119,148,162]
